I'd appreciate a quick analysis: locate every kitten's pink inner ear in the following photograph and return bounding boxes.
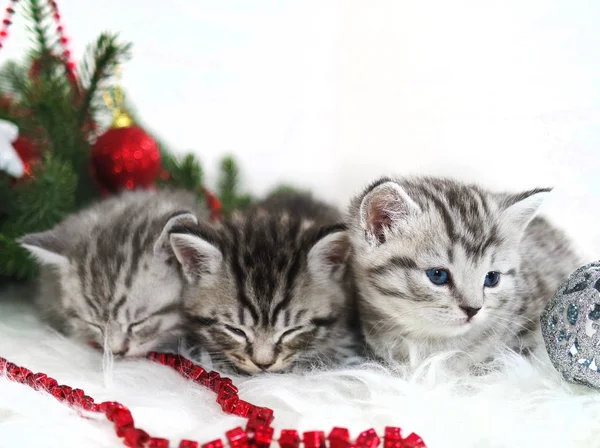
[324,233,351,266]
[361,181,421,244]
[368,197,394,244]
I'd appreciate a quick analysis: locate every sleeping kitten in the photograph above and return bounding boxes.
[347,176,580,369]
[169,192,358,374]
[19,189,207,357]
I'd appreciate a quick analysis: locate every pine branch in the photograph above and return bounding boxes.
[267,184,306,196]
[77,33,132,127]
[217,156,253,213]
[0,153,77,280]
[13,152,77,230]
[0,61,29,98]
[24,0,53,58]
[158,151,204,193]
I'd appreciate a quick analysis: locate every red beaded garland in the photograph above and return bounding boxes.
[0,352,427,448]
[0,0,16,50]
[47,0,76,82]
[0,0,76,80]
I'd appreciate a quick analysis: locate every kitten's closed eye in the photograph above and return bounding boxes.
[74,316,103,334]
[224,325,248,339]
[278,326,305,343]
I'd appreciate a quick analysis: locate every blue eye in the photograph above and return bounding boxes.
[425,268,451,285]
[484,271,500,287]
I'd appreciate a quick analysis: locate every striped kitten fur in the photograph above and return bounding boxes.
[169,192,358,374]
[347,176,580,369]
[19,189,207,357]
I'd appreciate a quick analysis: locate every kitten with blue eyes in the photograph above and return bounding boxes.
[347,176,581,369]
[169,192,358,374]
[19,189,208,357]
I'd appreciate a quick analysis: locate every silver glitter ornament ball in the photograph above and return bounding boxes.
[541,261,600,388]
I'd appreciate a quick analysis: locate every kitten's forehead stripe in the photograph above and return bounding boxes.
[111,294,127,319]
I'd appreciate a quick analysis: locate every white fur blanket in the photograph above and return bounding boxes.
[1,286,599,448]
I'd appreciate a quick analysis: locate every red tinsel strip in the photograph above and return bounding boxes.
[0,352,426,447]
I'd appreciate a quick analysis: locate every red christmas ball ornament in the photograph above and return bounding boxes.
[91,111,161,192]
[12,135,41,180]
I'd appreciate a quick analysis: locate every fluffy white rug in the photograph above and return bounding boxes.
[1,285,600,448]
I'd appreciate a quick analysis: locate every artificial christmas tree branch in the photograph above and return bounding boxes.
[0,0,282,283]
[77,33,132,127]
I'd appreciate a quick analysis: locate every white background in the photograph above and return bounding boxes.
[3,0,600,256]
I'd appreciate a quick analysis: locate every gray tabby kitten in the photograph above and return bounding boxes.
[169,192,358,374]
[347,176,580,368]
[19,189,206,357]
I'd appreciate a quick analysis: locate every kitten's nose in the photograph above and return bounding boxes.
[253,361,274,371]
[460,306,481,319]
[110,344,129,357]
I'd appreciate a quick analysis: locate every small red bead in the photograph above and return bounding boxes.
[188,366,207,382]
[164,354,178,369]
[3,19,10,25]
[254,407,275,425]
[50,386,64,399]
[6,7,14,14]
[303,432,326,448]
[112,408,134,428]
[201,439,223,448]
[80,396,96,411]
[383,427,403,448]
[0,31,7,38]
[41,377,58,390]
[53,12,60,20]
[148,438,170,448]
[11,367,33,382]
[328,428,351,448]
[179,441,199,448]
[255,425,274,448]
[117,424,134,438]
[401,433,426,448]
[207,371,221,391]
[57,25,63,32]
[71,388,85,397]
[149,352,165,363]
[279,430,300,448]
[101,401,128,419]
[233,400,252,418]
[178,358,194,374]
[0,357,6,368]
[356,429,380,448]
[60,385,73,396]
[26,372,45,388]
[226,427,248,448]
[219,394,239,413]
[123,427,150,448]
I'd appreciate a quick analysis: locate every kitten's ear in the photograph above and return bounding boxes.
[169,230,223,283]
[359,180,421,245]
[499,188,551,232]
[153,211,198,256]
[308,228,351,281]
[19,230,69,266]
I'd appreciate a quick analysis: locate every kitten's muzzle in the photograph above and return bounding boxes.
[253,361,274,371]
